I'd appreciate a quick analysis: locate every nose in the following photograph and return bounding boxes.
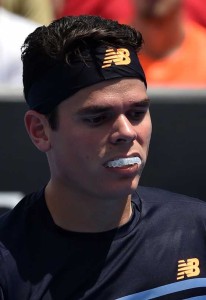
[109,115,137,144]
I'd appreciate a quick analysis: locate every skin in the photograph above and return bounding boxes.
[25,78,152,232]
[132,0,185,58]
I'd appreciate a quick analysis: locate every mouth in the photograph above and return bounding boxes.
[105,156,142,168]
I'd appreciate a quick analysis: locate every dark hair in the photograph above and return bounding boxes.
[21,15,143,129]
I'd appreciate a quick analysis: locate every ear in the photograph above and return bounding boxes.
[24,110,51,152]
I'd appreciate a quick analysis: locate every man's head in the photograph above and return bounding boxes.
[23,16,151,199]
[21,15,146,125]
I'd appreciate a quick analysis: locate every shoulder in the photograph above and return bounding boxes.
[135,186,206,213]
[133,187,206,230]
[137,185,203,201]
[0,189,45,291]
[0,189,44,236]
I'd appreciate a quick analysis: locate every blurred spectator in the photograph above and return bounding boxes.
[0,5,39,87]
[56,0,134,24]
[184,0,206,29]
[1,0,54,25]
[50,0,65,20]
[132,0,206,87]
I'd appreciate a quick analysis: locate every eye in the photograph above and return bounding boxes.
[82,114,109,127]
[127,110,146,121]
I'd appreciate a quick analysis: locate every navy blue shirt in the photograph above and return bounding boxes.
[0,186,206,299]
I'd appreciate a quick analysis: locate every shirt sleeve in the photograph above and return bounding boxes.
[0,286,4,300]
[0,247,7,299]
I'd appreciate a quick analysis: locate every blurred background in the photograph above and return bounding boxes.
[0,0,206,212]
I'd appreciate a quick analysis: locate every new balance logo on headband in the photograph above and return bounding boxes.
[102,48,131,68]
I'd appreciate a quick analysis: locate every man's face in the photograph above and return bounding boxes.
[47,78,152,200]
[134,0,181,19]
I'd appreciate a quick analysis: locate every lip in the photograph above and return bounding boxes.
[104,161,141,177]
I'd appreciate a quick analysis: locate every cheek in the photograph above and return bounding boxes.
[73,128,109,156]
[145,120,152,142]
[138,114,152,145]
[69,132,104,162]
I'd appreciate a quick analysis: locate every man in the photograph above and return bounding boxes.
[0,15,206,299]
[132,0,206,87]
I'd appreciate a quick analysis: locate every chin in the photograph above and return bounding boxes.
[107,177,140,199]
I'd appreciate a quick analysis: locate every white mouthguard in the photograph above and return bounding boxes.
[106,157,142,168]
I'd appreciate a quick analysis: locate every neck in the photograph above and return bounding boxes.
[133,10,185,59]
[45,179,133,233]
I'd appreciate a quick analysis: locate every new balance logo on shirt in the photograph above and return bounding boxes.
[177,258,200,280]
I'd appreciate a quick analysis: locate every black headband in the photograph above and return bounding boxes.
[26,46,147,114]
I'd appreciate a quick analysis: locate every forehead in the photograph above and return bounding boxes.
[60,78,147,110]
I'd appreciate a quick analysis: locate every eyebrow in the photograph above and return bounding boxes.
[76,98,150,115]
